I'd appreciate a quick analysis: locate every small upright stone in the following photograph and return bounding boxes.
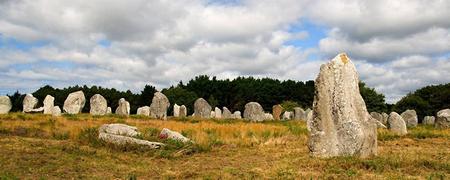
[282,111,293,120]
[294,107,305,120]
[52,106,61,117]
[222,107,232,119]
[194,98,211,118]
[63,91,86,114]
[423,116,435,125]
[243,102,265,122]
[401,110,418,127]
[90,94,108,116]
[233,111,242,119]
[137,106,150,116]
[388,112,407,135]
[173,104,180,117]
[272,104,283,121]
[308,53,377,158]
[115,98,130,116]
[214,107,222,119]
[23,94,38,113]
[435,109,450,129]
[43,95,55,114]
[106,107,112,114]
[149,92,170,120]
[179,105,187,118]
[265,113,274,120]
[210,111,215,118]
[0,96,12,114]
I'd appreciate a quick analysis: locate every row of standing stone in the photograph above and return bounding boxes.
[370,109,450,134]
[0,91,312,122]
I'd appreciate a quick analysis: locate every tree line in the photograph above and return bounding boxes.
[7,75,447,119]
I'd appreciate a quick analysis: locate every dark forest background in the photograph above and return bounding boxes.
[6,75,450,122]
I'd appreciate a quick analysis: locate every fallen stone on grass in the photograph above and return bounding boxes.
[159,128,192,143]
[98,123,165,149]
[99,123,140,137]
[99,133,164,149]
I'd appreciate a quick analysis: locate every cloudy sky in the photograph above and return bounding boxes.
[0,0,449,103]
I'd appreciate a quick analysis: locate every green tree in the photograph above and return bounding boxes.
[359,82,387,113]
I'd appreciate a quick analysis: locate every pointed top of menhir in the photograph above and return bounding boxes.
[331,52,351,64]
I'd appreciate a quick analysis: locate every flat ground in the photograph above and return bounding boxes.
[0,113,449,179]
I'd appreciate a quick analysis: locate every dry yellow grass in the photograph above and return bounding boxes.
[0,113,449,179]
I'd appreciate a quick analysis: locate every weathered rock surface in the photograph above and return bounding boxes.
[159,128,191,143]
[436,109,450,129]
[282,111,293,120]
[308,53,377,158]
[173,104,180,117]
[214,107,222,119]
[370,112,383,122]
[63,91,86,114]
[194,98,211,118]
[43,95,55,114]
[423,116,435,125]
[23,94,38,113]
[52,106,61,116]
[306,110,313,132]
[210,111,215,118]
[232,111,242,119]
[401,110,418,127]
[222,107,232,119]
[294,107,305,120]
[388,112,407,135]
[115,98,130,116]
[381,112,389,125]
[0,96,12,114]
[90,94,108,116]
[243,102,265,122]
[106,107,112,114]
[137,106,150,116]
[179,105,187,118]
[149,92,170,120]
[272,104,283,121]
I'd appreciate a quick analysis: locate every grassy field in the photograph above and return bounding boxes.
[0,113,449,179]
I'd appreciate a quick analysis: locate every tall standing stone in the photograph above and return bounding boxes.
[115,98,130,116]
[0,96,12,114]
[90,94,108,116]
[43,95,55,114]
[308,53,377,158]
[173,104,180,117]
[423,116,435,125]
[179,105,187,118]
[222,107,232,119]
[214,107,222,119]
[272,104,283,121]
[149,92,170,120]
[243,102,265,122]
[63,91,86,114]
[401,110,418,127]
[194,98,211,119]
[435,109,450,129]
[294,107,305,120]
[23,94,38,113]
[137,106,150,116]
[388,112,407,135]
